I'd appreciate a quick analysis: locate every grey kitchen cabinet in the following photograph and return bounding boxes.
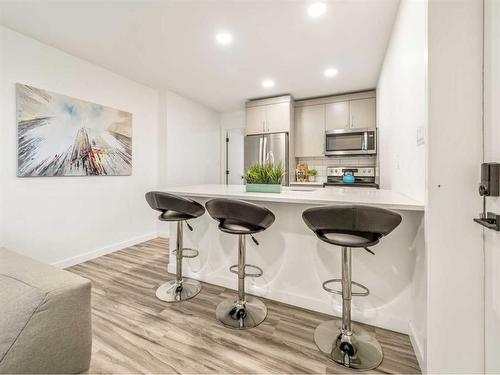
[246,96,292,135]
[246,105,267,135]
[349,98,376,129]
[265,102,291,133]
[295,104,325,157]
[325,101,350,130]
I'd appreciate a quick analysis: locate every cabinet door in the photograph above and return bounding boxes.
[349,98,376,129]
[325,101,350,130]
[294,105,325,157]
[246,106,266,135]
[265,102,290,133]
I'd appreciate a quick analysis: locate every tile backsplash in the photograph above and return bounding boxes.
[295,156,377,182]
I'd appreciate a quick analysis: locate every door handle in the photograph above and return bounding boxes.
[263,137,268,161]
[259,137,263,164]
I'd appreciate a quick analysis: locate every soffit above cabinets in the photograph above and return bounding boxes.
[294,90,376,107]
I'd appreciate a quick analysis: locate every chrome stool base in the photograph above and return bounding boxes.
[314,320,383,370]
[155,278,201,302]
[216,296,267,329]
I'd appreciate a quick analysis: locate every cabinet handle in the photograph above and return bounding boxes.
[350,115,353,128]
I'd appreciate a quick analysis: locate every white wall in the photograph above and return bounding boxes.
[156,89,221,236]
[376,1,428,368]
[426,0,484,373]
[484,1,500,372]
[377,0,427,204]
[0,26,161,266]
[220,110,245,130]
[161,90,221,187]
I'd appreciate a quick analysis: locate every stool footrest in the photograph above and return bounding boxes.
[172,248,199,259]
[229,264,263,278]
[322,279,370,297]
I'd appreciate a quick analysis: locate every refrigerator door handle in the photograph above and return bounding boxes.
[263,136,268,162]
[258,137,263,164]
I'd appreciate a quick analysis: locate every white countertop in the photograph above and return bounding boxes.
[159,184,424,211]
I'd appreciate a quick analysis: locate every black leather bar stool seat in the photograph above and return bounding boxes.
[145,191,205,302]
[206,198,275,329]
[146,192,205,222]
[302,205,402,371]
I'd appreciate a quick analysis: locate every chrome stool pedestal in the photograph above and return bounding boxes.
[302,205,402,371]
[156,221,201,302]
[145,191,205,303]
[314,246,382,370]
[215,234,266,329]
[205,198,275,330]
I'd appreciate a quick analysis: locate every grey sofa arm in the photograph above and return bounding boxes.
[0,248,92,374]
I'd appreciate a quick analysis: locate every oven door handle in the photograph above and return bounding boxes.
[362,132,368,150]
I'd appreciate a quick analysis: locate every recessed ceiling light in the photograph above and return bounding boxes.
[308,2,326,18]
[215,32,232,45]
[262,79,275,88]
[324,68,338,77]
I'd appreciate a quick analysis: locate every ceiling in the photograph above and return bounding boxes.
[0,0,399,112]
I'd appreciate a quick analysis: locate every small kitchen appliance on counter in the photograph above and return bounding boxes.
[325,166,379,188]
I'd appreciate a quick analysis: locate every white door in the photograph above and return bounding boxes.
[225,128,245,185]
[349,98,376,129]
[246,106,266,135]
[265,102,290,133]
[325,101,349,130]
[295,105,325,157]
[484,2,500,372]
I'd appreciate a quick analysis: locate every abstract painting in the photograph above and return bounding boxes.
[16,84,132,177]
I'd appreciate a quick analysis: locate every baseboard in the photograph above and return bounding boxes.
[52,232,159,269]
[408,320,426,373]
[168,263,409,334]
[157,229,170,238]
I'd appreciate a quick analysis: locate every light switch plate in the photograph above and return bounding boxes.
[416,125,425,146]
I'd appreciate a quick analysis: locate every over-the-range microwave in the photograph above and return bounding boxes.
[325,128,377,156]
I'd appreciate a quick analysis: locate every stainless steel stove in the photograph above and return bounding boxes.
[324,166,379,188]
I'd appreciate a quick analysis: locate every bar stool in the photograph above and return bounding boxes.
[205,198,275,329]
[145,191,205,302]
[302,205,402,370]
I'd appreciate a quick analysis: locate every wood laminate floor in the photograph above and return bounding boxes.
[69,237,421,374]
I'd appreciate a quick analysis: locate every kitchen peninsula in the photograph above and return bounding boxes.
[160,184,424,334]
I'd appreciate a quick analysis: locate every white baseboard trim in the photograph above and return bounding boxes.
[168,263,409,335]
[52,232,159,269]
[157,229,170,238]
[408,320,426,373]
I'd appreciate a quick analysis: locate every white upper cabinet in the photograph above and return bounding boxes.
[325,101,350,130]
[349,98,376,129]
[246,96,292,135]
[266,102,291,133]
[246,105,267,135]
[295,105,325,157]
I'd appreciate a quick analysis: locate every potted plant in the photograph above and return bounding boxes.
[244,162,285,193]
[308,169,318,182]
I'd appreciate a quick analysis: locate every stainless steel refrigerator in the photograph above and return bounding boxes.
[244,133,289,185]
